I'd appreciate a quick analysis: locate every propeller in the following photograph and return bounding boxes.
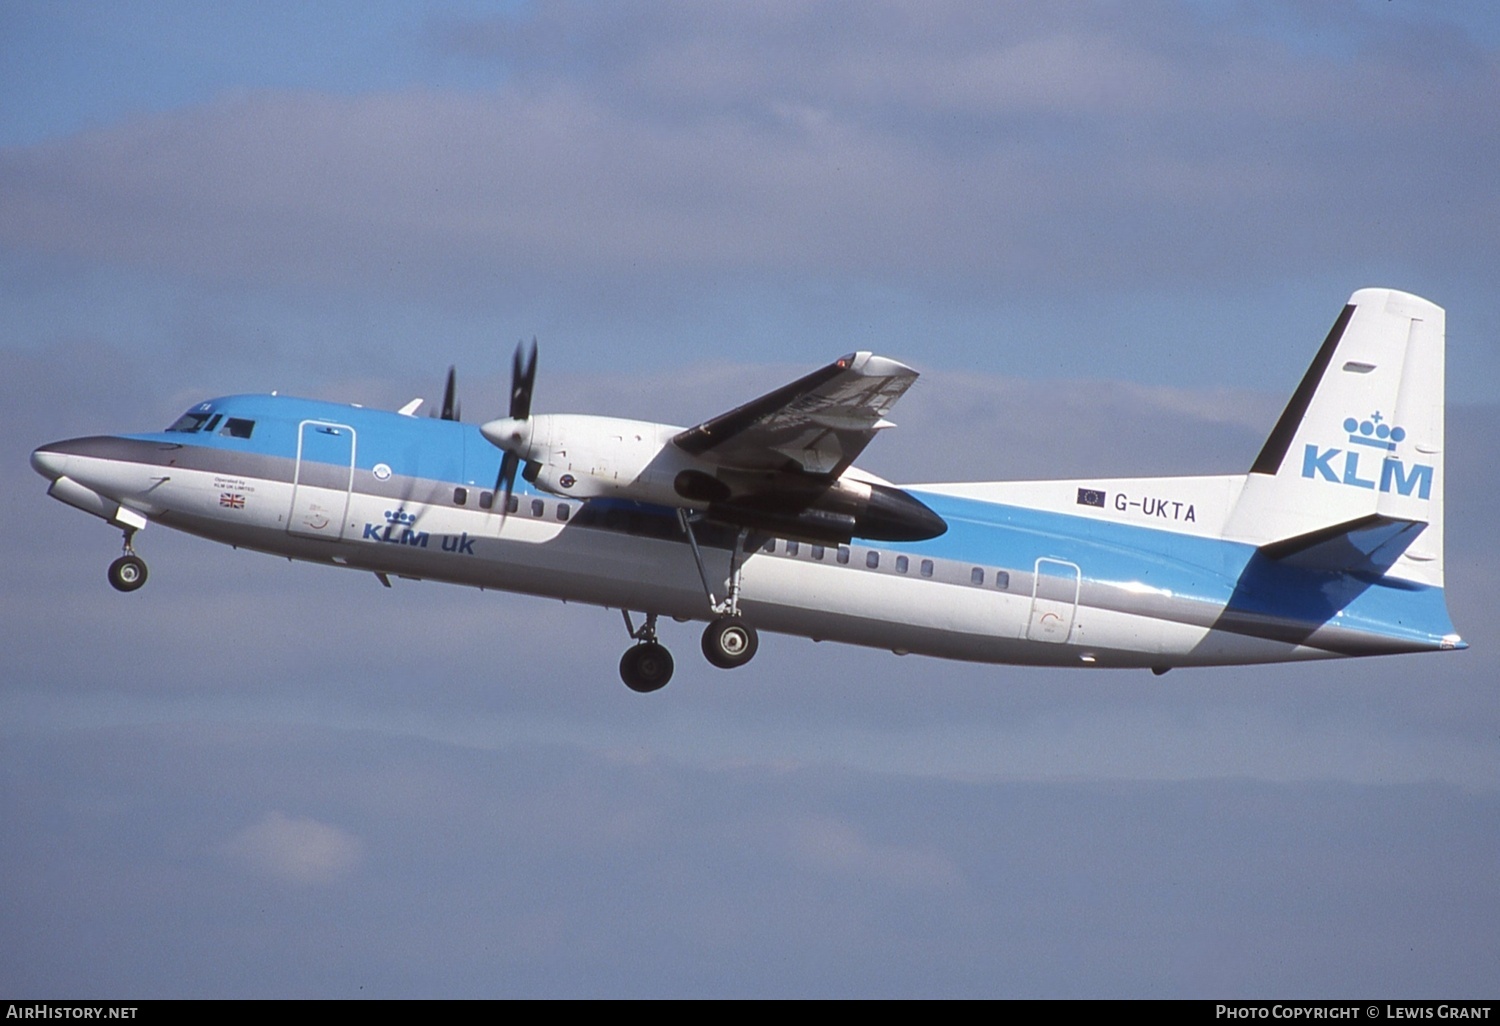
[440,365,459,421]
[484,338,538,513]
[426,365,461,421]
[510,338,537,421]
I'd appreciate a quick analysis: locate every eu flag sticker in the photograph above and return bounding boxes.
[1077,488,1106,508]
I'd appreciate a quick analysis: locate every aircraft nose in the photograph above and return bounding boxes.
[30,444,69,481]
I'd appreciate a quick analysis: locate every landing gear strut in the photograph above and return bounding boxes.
[107,528,148,593]
[677,511,761,671]
[616,514,765,690]
[619,610,673,693]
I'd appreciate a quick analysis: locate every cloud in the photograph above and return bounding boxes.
[8,724,1496,996]
[3,1,1496,305]
[220,811,363,885]
[777,815,964,889]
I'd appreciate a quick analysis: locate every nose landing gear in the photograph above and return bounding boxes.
[107,554,148,592]
[107,529,148,592]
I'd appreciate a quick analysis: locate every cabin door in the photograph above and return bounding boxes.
[1026,558,1080,643]
[289,420,356,540]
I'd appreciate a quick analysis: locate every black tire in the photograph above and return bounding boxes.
[107,555,148,593]
[701,615,758,669]
[620,642,674,693]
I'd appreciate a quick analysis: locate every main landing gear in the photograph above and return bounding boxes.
[701,614,758,669]
[619,611,674,693]
[678,511,760,672]
[615,513,764,693]
[107,528,148,593]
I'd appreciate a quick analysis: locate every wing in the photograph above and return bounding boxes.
[672,352,917,478]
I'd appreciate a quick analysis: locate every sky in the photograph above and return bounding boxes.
[2,0,1497,999]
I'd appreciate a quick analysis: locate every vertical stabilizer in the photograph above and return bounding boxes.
[1225,289,1445,587]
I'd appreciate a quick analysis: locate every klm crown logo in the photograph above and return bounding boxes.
[1345,412,1406,451]
[1302,411,1432,499]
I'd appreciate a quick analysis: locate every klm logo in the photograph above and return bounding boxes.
[1301,413,1432,499]
[362,508,429,547]
[360,508,476,554]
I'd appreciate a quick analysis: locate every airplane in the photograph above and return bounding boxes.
[30,287,1465,692]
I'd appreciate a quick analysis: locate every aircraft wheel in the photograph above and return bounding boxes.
[107,555,148,593]
[702,615,758,669]
[620,642,674,693]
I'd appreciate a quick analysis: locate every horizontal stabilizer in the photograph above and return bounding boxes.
[1257,513,1426,574]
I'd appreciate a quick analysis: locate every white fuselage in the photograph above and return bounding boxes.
[33,416,1456,673]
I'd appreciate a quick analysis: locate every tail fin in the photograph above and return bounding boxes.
[1226,288,1446,587]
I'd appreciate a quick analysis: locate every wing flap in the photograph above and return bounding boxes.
[672,352,917,477]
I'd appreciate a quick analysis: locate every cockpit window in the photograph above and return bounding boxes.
[220,418,255,438]
[166,411,212,433]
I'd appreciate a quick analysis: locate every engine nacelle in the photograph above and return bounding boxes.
[481,412,946,543]
[493,414,698,505]
[704,479,945,544]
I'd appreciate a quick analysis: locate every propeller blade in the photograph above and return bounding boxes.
[496,451,519,515]
[487,338,538,518]
[441,365,459,421]
[510,338,537,420]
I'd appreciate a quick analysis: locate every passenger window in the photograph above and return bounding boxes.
[811,545,825,561]
[895,555,909,573]
[764,539,777,553]
[454,487,468,505]
[995,570,1010,590]
[557,504,569,522]
[837,546,850,565]
[866,551,880,569]
[506,494,519,514]
[221,418,255,438]
[920,559,934,578]
[480,491,494,510]
[530,498,544,517]
[970,567,985,585]
[786,540,799,556]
